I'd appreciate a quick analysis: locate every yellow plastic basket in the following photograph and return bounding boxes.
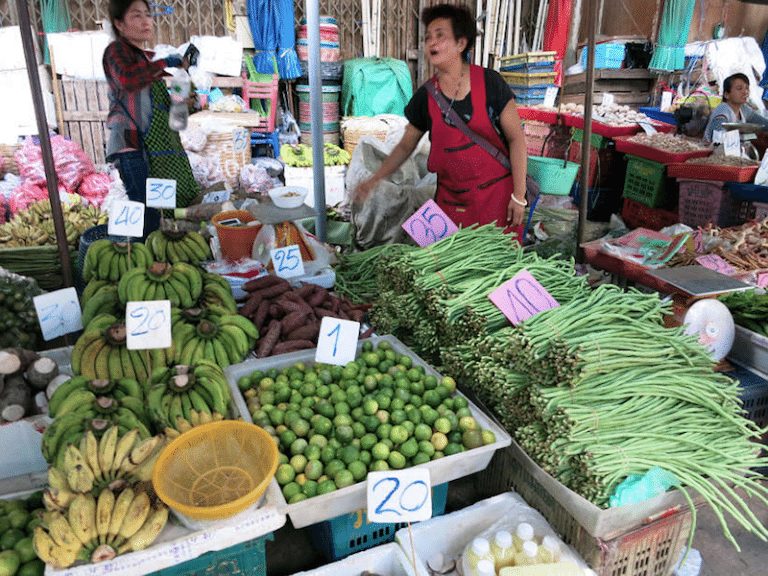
[152,421,279,521]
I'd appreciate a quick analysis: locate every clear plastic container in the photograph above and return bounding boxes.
[515,541,539,567]
[475,559,496,576]
[538,535,561,564]
[513,522,535,553]
[491,530,515,571]
[464,538,494,575]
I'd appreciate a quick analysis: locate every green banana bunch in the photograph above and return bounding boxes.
[147,359,232,432]
[200,272,238,312]
[117,261,203,309]
[34,487,168,568]
[48,376,144,417]
[323,143,351,166]
[82,239,153,283]
[146,229,212,264]
[81,284,121,327]
[280,143,313,167]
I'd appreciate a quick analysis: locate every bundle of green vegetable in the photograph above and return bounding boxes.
[335,243,416,304]
[0,269,42,348]
[719,290,768,336]
[445,284,768,550]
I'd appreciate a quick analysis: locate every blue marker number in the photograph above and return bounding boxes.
[367,469,432,522]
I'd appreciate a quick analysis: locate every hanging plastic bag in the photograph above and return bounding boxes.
[279,108,301,146]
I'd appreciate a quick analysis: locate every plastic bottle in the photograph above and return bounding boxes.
[537,535,561,563]
[475,559,496,576]
[464,538,494,574]
[513,523,535,553]
[514,541,539,567]
[490,530,515,571]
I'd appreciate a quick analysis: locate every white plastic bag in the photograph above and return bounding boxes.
[251,220,336,275]
[239,164,272,195]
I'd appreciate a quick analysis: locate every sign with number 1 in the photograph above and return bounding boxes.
[489,269,559,325]
[145,178,177,209]
[315,317,360,366]
[126,300,171,350]
[270,245,305,279]
[367,468,432,522]
[402,199,458,247]
[33,288,82,341]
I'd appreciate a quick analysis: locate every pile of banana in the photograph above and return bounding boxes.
[81,284,120,327]
[82,240,154,283]
[146,229,211,264]
[148,359,231,433]
[117,262,202,308]
[172,305,258,367]
[200,272,238,312]
[71,314,170,382]
[323,143,351,166]
[280,142,352,167]
[0,200,107,248]
[33,487,168,568]
[49,376,147,420]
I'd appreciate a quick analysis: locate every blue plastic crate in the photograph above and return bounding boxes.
[501,62,556,73]
[726,364,768,438]
[580,43,626,69]
[725,183,768,203]
[639,107,677,126]
[151,533,272,576]
[510,85,550,98]
[307,483,448,561]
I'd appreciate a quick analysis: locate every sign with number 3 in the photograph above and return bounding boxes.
[488,269,559,325]
[402,199,458,247]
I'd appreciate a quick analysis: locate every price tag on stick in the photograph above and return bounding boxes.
[108,200,145,238]
[203,190,231,204]
[602,92,615,107]
[723,130,741,158]
[367,469,432,523]
[145,178,177,209]
[270,245,305,279]
[402,199,458,247]
[543,86,559,108]
[34,288,82,341]
[315,317,360,366]
[489,269,559,325]
[126,300,172,350]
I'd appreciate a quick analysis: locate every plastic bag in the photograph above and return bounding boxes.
[609,467,679,507]
[239,163,272,195]
[187,152,224,189]
[279,108,301,146]
[9,181,48,214]
[100,167,128,214]
[78,172,112,206]
[15,138,45,186]
[209,94,247,113]
[180,127,208,152]
[14,136,95,191]
[253,157,284,178]
[252,220,336,275]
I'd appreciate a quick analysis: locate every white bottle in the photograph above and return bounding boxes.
[465,537,494,574]
[513,523,535,553]
[538,535,561,563]
[476,559,496,576]
[490,530,515,570]
[515,540,539,566]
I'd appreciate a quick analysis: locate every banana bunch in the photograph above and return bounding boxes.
[81,284,121,327]
[280,143,313,167]
[82,240,153,283]
[171,305,258,367]
[146,229,211,264]
[34,487,168,568]
[71,314,171,382]
[200,272,238,312]
[44,427,166,506]
[117,262,202,308]
[148,359,231,432]
[0,200,107,248]
[49,376,144,418]
[323,143,351,166]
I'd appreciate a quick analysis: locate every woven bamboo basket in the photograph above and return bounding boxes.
[0,144,20,177]
[340,116,404,156]
[202,127,251,190]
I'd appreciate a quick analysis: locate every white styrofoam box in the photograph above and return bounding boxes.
[284,165,347,208]
[46,31,111,80]
[292,543,416,576]
[0,26,41,71]
[190,35,244,77]
[395,492,587,576]
[0,419,50,484]
[224,335,511,528]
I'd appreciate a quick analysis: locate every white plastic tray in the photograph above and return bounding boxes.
[729,324,768,374]
[224,335,512,528]
[291,542,415,576]
[394,492,587,576]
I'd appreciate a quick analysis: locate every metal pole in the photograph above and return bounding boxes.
[306,0,327,242]
[576,0,598,262]
[16,0,73,287]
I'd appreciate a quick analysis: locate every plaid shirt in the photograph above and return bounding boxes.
[103,37,171,154]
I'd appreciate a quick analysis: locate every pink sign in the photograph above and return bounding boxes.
[488,270,560,325]
[402,199,459,247]
[757,273,768,289]
[696,254,736,276]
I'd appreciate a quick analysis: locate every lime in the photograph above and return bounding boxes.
[278,453,289,465]
[390,409,407,425]
[409,395,423,408]
[290,455,308,474]
[400,437,419,459]
[305,460,324,481]
[435,385,451,400]
[335,401,351,415]
[291,419,310,437]
[334,414,353,427]
[444,443,463,456]
[259,376,275,390]
[362,340,374,352]
[363,398,379,415]
[317,384,331,399]
[269,409,285,426]
[456,407,472,419]
[414,423,432,442]
[377,423,393,441]
[418,440,435,457]
[299,406,314,419]
[393,390,409,404]
[340,446,360,465]
[387,451,406,469]
[462,430,484,450]
[482,430,497,445]
[309,434,328,449]
[361,433,378,451]
[371,459,390,471]
[0,551,20,576]
[276,464,296,486]
[325,459,345,478]
[459,416,478,432]
[237,375,251,391]
[441,376,457,393]
[320,446,336,463]
[18,559,44,576]
[423,390,441,408]
[302,480,318,498]
[279,429,297,448]
[0,518,9,534]
[412,452,431,466]
[359,450,372,466]
[352,422,366,439]
[389,425,409,445]
[304,445,321,461]
[288,493,308,504]
[363,375,378,392]
[431,432,448,451]
[372,442,390,461]
[409,380,425,395]
[316,400,335,419]
[376,410,390,424]
[363,415,380,433]
[434,417,451,434]
[448,431,463,445]
[422,408,439,426]
[282,481,302,500]
[351,407,364,420]
[382,438,394,450]
[334,469,355,489]
[406,407,422,424]
[290,438,308,456]
[432,451,444,460]
[348,461,368,482]
[335,425,354,444]
[375,394,391,410]
[402,421,415,435]
[423,375,438,390]
[300,382,316,397]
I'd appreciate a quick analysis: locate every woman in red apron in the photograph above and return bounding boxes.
[355,4,528,234]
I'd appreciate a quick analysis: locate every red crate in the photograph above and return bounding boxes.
[564,114,641,137]
[517,106,559,124]
[524,120,569,158]
[678,179,740,228]
[667,162,758,183]
[614,136,712,164]
[621,198,679,231]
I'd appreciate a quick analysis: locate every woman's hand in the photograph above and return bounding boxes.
[506,194,526,226]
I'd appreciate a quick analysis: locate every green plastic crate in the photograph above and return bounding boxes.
[571,128,607,149]
[622,155,667,208]
[151,533,272,576]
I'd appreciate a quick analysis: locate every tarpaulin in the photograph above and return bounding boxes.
[543,0,572,86]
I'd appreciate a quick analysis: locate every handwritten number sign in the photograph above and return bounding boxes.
[108,200,145,237]
[315,317,360,366]
[696,254,736,276]
[602,93,615,107]
[233,129,249,152]
[489,269,559,325]
[723,130,741,158]
[543,86,559,108]
[145,178,177,209]
[367,469,432,522]
[402,200,458,247]
[126,300,171,350]
[34,288,82,341]
[203,190,231,204]
[270,245,305,279]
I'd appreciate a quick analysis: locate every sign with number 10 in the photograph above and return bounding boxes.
[489,269,559,325]
[402,199,458,247]
[315,317,360,366]
[367,468,432,522]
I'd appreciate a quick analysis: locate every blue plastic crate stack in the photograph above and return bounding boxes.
[499,51,557,105]
[579,42,626,69]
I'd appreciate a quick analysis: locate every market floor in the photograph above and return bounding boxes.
[265,475,768,575]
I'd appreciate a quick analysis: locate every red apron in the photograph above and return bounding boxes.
[427,64,520,235]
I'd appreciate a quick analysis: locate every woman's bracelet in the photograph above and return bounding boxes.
[510,194,528,207]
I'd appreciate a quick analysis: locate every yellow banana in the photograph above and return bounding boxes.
[116,491,151,546]
[98,425,119,477]
[117,506,169,554]
[96,488,116,545]
[111,428,139,477]
[67,493,97,547]
[46,511,83,553]
[107,488,135,545]
[84,431,103,484]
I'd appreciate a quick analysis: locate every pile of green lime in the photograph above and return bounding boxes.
[0,494,45,576]
[239,340,496,503]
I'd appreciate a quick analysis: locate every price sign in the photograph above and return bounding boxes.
[145,178,177,209]
[639,121,658,135]
[712,130,725,145]
[723,130,741,158]
[602,92,615,107]
[696,254,736,276]
[402,199,458,247]
[315,317,360,366]
[757,273,768,289]
[203,190,231,204]
[489,269,559,325]
[270,244,305,279]
[660,91,673,112]
[33,288,82,341]
[108,200,145,238]
[543,86,559,108]
[126,300,171,350]
[367,468,432,523]
[232,128,249,152]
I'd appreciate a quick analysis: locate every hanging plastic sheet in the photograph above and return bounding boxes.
[247,0,300,79]
[276,0,301,79]
[542,0,572,87]
[649,0,696,71]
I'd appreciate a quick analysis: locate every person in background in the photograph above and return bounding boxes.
[704,73,768,142]
[354,3,528,233]
[103,0,199,236]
